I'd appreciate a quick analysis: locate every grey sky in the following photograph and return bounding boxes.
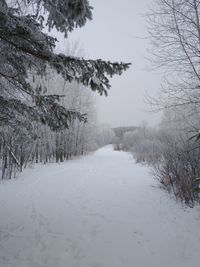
[56,0,162,127]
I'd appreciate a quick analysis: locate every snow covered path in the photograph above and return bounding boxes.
[0,146,200,267]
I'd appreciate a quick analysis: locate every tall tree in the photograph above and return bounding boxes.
[0,0,130,131]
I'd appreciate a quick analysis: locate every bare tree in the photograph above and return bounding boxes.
[148,0,200,115]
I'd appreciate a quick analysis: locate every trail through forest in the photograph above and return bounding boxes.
[0,146,200,267]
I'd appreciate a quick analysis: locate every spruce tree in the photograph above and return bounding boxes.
[0,0,130,131]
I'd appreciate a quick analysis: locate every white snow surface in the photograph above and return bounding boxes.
[0,145,200,267]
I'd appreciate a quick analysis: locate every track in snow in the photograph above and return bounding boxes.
[0,145,200,267]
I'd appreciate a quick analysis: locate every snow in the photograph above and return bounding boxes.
[0,145,200,267]
[91,76,101,86]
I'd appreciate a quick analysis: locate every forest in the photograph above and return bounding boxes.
[1,0,200,206]
[0,0,129,179]
[114,0,200,205]
[1,1,200,266]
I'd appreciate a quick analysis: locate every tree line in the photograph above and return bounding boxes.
[0,0,130,179]
[113,0,200,205]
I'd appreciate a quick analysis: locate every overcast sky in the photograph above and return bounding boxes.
[56,0,162,127]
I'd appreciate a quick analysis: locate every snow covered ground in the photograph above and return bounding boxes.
[0,145,200,267]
